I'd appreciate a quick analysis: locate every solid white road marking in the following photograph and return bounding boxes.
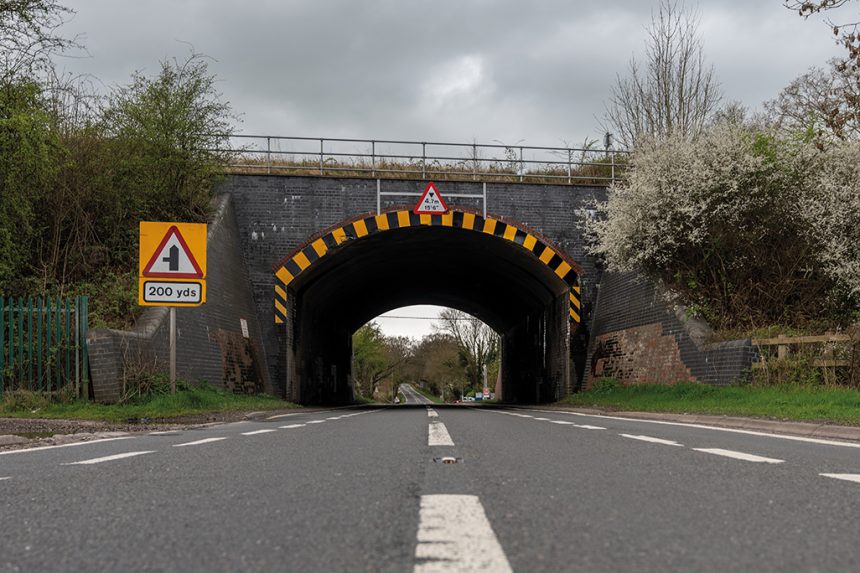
[521,408,860,449]
[240,429,278,436]
[413,495,512,573]
[173,437,227,447]
[575,424,607,430]
[428,421,455,446]
[820,473,860,484]
[279,424,306,429]
[693,448,784,464]
[306,420,326,424]
[550,420,575,425]
[63,451,155,465]
[621,434,684,447]
[266,413,299,420]
[0,477,10,481]
[0,436,134,456]
[534,417,550,421]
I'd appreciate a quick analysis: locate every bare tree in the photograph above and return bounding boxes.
[603,0,721,149]
[786,1,860,71]
[433,309,498,392]
[765,59,860,141]
[0,0,76,81]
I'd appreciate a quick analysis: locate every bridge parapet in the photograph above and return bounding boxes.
[214,135,629,186]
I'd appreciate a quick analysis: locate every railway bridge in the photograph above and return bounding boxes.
[87,139,755,404]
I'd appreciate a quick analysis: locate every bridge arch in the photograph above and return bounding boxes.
[273,207,584,404]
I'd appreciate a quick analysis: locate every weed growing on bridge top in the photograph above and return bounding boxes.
[0,384,295,422]
[568,379,860,426]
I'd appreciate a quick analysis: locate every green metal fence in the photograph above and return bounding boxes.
[0,296,90,398]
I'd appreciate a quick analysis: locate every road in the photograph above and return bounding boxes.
[2,404,860,572]
[399,384,434,405]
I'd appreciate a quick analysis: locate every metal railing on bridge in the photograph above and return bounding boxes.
[215,135,629,185]
[0,296,90,399]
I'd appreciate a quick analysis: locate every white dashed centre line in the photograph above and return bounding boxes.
[820,473,860,484]
[279,424,306,429]
[693,448,784,464]
[306,420,326,424]
[241,429,278,436]
[550,420,575,425]
[63,451,155,465]
[173,437,227,447]
[574,424,606,430]
[621,434,683,447]
[533,417,550,421]
[428,421,455,446]
[414,495,512,573]
[427,409,439,418]
[0,477,10,481]
[0,436,134,456]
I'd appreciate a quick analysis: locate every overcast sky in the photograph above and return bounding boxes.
[56,0,845,338]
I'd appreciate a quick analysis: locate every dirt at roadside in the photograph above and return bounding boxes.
[0,407,305,452]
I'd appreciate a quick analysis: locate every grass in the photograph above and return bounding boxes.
[410,384,444,404]
[565,379,860,426]
[0,385,296,422]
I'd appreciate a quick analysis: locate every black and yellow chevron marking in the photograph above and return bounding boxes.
[569,286,581,323]
[274,209,580,322]
[274,283,288,324]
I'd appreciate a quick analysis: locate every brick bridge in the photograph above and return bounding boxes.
[88,175,755,404]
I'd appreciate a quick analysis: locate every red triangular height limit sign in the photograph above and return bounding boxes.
[413,182,449,214]
[142,226,204,278]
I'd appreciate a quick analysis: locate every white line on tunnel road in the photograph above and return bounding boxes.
[173,437,228,447]
[63,451,156,465]
[820,473,860,484]
[428,421,455,446]
[413,495,512,573]
[240,429,278,436]
[693,448,784,464]
[0,436,135,456]
[279,424,306,429]
[427,409,439,418]
[621,434,684,447]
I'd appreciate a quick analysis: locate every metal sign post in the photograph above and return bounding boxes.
[169,307,176,392]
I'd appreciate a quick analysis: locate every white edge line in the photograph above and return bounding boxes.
[279,423,306,429]
[820,473,860,484]
[0,436,135,456]
[62,450,156,465]
[173,437,227,447]
[241,429,278,436]
[266,413,299,420]
[693,448,784,464]
[0,476,10,481]
[620,434,684,447]
[519,408,860,449]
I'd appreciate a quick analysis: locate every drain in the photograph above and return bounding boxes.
[433,456,463,464]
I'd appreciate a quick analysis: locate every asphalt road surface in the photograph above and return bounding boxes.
[399,384,434,405]
[2,404,860,572]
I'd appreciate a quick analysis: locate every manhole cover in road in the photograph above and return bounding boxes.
[433,457,463,464]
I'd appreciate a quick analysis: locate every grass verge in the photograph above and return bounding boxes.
[411,385,444,404]
[565,379,860,426]
[0,385,296,422]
